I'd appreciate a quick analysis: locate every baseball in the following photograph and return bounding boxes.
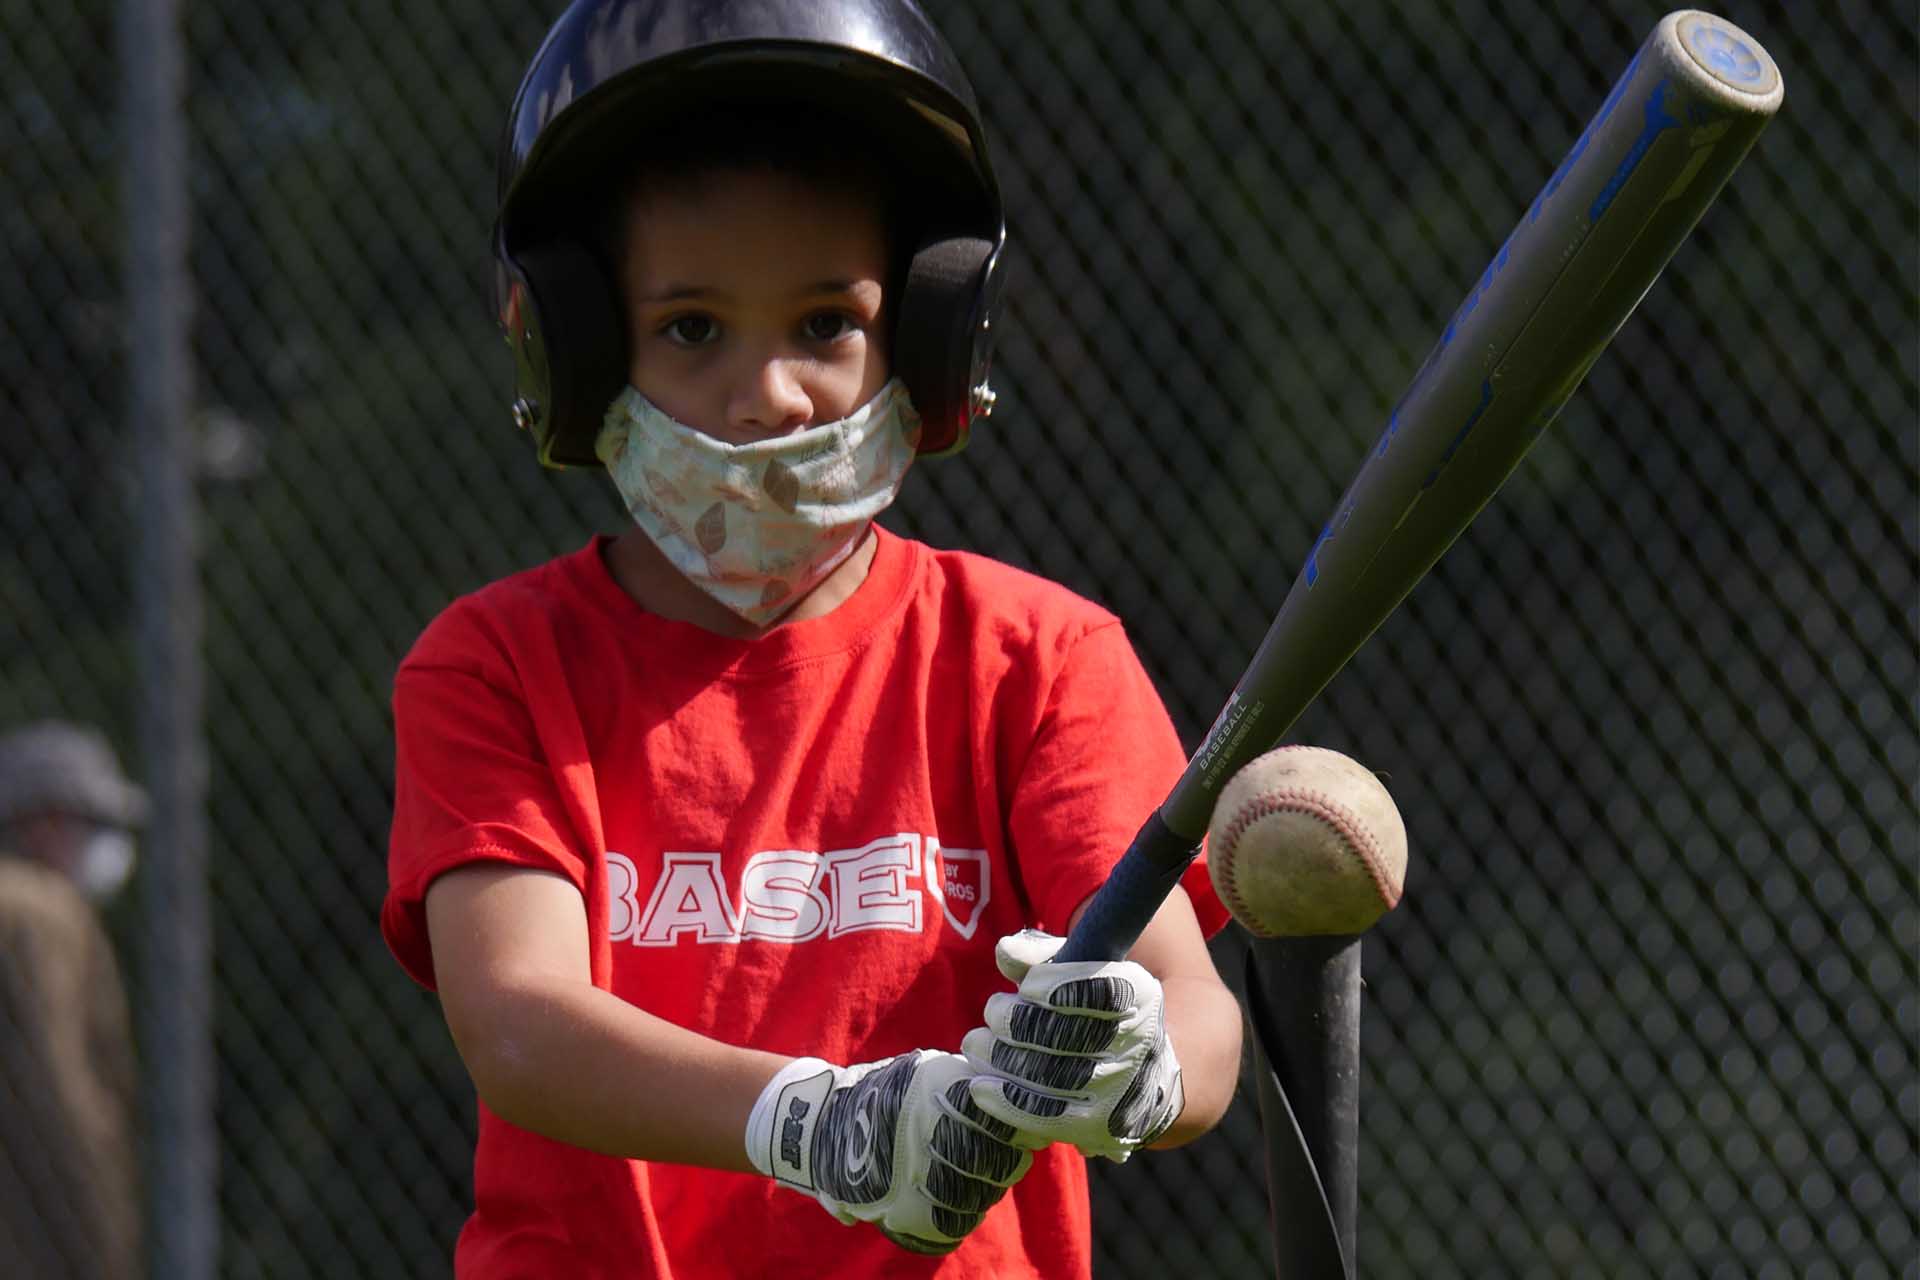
[1206,745,1407,937]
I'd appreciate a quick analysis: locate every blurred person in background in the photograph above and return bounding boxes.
[0,720,144,1280]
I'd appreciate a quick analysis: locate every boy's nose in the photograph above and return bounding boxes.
[729,356,814,438]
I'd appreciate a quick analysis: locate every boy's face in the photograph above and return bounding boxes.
[617,168,892,445]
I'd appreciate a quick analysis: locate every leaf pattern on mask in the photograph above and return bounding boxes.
[695,502,728,555]
[644,465,683,507]
[650,502,686,540]
[763,458,801,513]
[714,471,758,506]
[814,450,861,502]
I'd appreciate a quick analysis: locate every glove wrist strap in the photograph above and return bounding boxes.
[745,1057,838,1189]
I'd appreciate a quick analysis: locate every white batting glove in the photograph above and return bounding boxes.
[961,929,1185,1163]
[746,1051,1033,1255]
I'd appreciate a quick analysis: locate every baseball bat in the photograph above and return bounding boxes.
[1057,10,1782,965]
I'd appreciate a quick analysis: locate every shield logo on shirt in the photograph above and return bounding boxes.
[930,842,990,940]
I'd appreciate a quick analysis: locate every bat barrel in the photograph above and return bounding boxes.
[1160,10,1782,841]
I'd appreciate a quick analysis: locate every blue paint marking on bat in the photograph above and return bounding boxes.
[1374,404,1403,459]
[1303,523,1333,587]
[1302,503,1352,587]
[1592,78,1681,222]
[1422,378,1495,490]
[1439,240,1512,350]
[1408,73,1685,499]
[1370,49,1646,506]
[1308,48,1700,589]
[1530,49,1642,225]
[1306,374,1490,588]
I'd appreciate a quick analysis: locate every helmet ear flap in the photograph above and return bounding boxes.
[894,235,1005,456]
[496,239,628,468]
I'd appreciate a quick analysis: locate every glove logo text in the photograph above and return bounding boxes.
[779,1097,810,1172]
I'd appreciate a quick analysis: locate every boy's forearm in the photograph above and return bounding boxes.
[1152,972,1245,1148]
[450,975,790,1173]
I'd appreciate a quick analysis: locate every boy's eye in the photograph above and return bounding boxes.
[803,312,855,343]
[662,315,717,346]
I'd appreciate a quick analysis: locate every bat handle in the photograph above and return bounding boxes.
[1055,810,1200,963]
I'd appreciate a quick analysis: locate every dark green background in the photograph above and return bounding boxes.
[0,1,1912,1275]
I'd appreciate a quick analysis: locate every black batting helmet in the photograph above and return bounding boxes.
[493,0,1008,467]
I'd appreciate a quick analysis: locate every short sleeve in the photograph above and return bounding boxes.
[382,608,591,990]
[1006,620,1229,939]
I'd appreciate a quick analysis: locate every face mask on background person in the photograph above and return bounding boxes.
[596,378,920,626]
[76,825,137,902]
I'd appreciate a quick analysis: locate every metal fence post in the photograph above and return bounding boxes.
[123,0,215,1275]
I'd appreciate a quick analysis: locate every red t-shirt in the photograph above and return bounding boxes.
[383,528,1226,1279]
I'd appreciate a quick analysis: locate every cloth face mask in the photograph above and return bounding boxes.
[78,826,137,902]
[596,378,920,626]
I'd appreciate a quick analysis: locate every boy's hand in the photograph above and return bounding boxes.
[961,929,1185,1163]
[747,1051,1032,1255]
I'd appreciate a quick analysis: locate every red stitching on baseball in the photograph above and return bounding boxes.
[1215,778,1399,922]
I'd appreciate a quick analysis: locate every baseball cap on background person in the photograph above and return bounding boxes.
[0,721,148,902]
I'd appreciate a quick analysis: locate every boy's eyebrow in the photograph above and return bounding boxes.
[798,279,873,296]
[639,284,726,304]
[637,279,878,303]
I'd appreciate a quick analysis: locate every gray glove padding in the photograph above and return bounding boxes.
[962,929,1184,1163]
[747,1051,1032,1254]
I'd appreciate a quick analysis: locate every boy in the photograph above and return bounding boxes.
[382,3,1243,1276]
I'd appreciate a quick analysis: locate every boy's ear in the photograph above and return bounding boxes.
[895,236,1005,457]
[495,238,628,470]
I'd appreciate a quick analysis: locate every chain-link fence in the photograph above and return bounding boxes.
[2,0,1913,1276]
